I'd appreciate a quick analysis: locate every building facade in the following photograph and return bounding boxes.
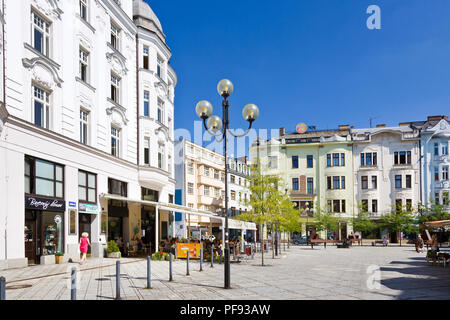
[351,125,421,240]
[227,156,251,218]
[249,126,355,240]
[0,0,177,269]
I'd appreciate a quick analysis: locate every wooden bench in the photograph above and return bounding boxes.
[372,240,388,246]
[309,239,339,249]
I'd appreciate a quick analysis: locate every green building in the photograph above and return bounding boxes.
[249,126,355,240]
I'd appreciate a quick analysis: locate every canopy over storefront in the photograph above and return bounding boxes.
[424,220,450,228]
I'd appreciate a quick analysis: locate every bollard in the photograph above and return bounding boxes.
[220,254,222,264]
[186,251,190,276]
[169,253,173,281]
[211,244,214,268]
[70,267,76,300]
[0,276,5,300]
[146,255,151,289]
[115,260,120,300]
[233,244,236,260]
[251,245,254,260]
[200,248,203,272]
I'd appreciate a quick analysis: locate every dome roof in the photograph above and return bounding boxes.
[133,0,163,33]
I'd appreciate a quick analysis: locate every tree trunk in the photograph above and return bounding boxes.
[288,232,290,249]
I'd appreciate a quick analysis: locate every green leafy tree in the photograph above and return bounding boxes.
[381,204,419,246]
[352,202,377,235]
[312,207,339,239]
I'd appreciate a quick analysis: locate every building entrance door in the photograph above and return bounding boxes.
[141,206,156,253]
[24,219,37,264]
[79,213,92,254]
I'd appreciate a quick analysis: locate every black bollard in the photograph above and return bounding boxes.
[115,260,120,300]
[0,276,5,300]
[147,256,151,289]
[200,248,203,272]
[169,253,173,281]
[186,251,190,276]
[251,244,254,260]
[211,244,214,268]
[70,268,76,300]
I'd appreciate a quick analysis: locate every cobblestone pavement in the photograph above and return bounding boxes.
[1,245,449,300]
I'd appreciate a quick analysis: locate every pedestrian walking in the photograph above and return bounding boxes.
[416,235,424,253]
[79,232,91,265]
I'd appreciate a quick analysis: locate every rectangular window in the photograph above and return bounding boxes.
[366,153,372,166]
[341,153,345,166]
[394,152,399,165]
[399,151,406,164]
[79,48,89,82]
[158,145,164,169]
[327,176,332,190]
[292,156,298,169]
[407,151,411,164]
[435,192,440,204]
[143,91,149,117]
[80,0,88,21]
[443,143,449,155]
[406,199,412,211]
[215,188,220,198]
[157,99,164,124]
[307,155,313,168]
[144,137,150,165]
[371,176,377,189]
[80,109,89,145]
[341,200,346,213]
[406,175,412,189]
[32,10,50,56]
[372,199,378,213]
[395,151,410,165]
[108,178,127,197]
[341,176,345,189]
[292,178,299,191]
[395,175,402,189]
[333,153,339,166]
[143,46,149,69]
[25,157,64,198]
[434,143,439,156]
[333,200,340,213]
[111,126,120,157]
[307,178,314,195]
[268,156,278,169]
[214,169,219,180]
[187,162,194,175]
[33,85,50,129]
[111,73,120,103]
[327,200,332,212]
[157,56,163,78]
[443,166,449,180]
[231,191,236,201]
[443,191,449,205]
[110,22,120,50]
[203,166,210,177]
[204,186,210,196]
[361,176,368,189]
[372,153,377,165]
[360,153,365,166]
[78,170,97,203]
[333,176,340,189]
[435,167,439,181]
[230,175,235,184]
[187,183,194,195]
[327,154,331,167]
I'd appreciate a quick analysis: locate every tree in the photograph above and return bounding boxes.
[238,161,283,266]
[312,208,339,239]
[352,202,377,235]
[381,204,419,246]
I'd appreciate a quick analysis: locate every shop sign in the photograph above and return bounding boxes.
[79,203,98,214]
[25,196,66,212]
[69,202,77,208]
[176,243,201,259]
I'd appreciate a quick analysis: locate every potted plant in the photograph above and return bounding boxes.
[55,252,64,264]
[107,240,121,258]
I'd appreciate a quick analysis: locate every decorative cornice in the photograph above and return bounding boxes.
[106,47,128,77]
[22,56,64,89]
[106,98,129,124]
[32,0,64,20]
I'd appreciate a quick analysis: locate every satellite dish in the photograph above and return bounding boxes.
[296,123,307,134]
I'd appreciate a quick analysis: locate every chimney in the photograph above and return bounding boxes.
[338,125,350,131]
[399,122,411,127]
[428,115,448,121]
[376,124,386,128]
[280,127,285,136]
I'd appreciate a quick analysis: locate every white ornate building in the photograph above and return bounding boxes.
[0,0,177,269]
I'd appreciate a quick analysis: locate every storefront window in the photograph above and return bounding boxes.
[42,211,64,255]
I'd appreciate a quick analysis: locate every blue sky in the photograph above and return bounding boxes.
[145,0,450,154]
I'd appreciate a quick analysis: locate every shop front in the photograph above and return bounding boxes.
[24,196,66,264]
[78,203,99,255]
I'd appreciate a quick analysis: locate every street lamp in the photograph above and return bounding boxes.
[195,79,259,289]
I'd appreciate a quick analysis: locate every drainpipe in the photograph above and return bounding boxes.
[136,33,140,166]
[2,0,7,263]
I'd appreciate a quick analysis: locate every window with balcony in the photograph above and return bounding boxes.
[33,85,50,129]
[32,10,50,57]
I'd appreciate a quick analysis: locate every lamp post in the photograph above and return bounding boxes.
[195,79,259,289]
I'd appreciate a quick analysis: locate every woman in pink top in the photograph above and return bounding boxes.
[79,232,91,265]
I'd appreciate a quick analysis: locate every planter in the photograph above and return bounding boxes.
[55,255,64,264]
[107,252,121,259]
